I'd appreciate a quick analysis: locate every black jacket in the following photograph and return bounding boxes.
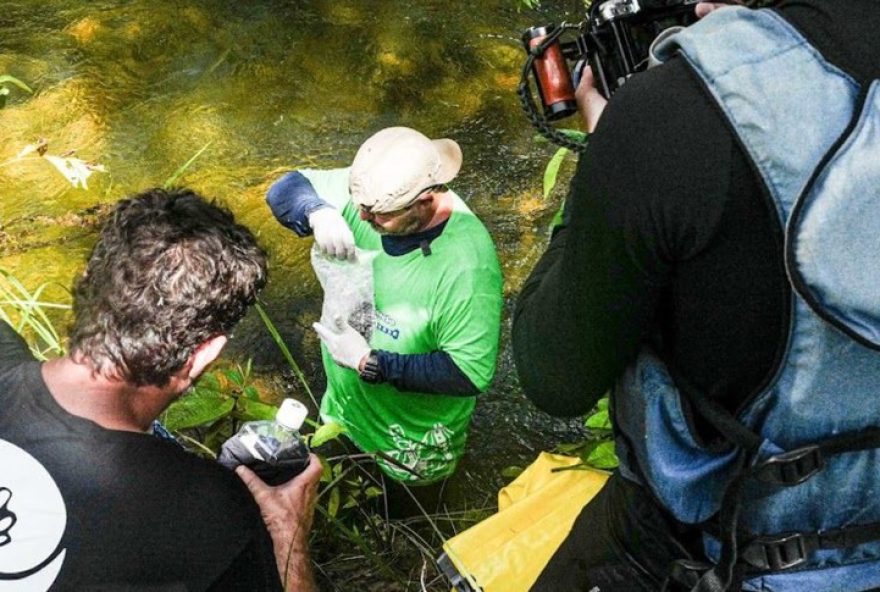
[513,0,880,427]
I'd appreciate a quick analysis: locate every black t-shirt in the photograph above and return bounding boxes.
[513,1,880,426]
[0,322,282,591]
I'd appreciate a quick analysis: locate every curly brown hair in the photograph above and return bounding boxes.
[70,187,267,386]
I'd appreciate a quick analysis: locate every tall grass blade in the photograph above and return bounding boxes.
[255,303,318,409]
[543,147,569,199]
[0,75,33,94]
[0,269,70,359]
[163,141,212,188]
[314,505,406,586]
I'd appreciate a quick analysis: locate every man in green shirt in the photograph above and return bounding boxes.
[267,127,502,507]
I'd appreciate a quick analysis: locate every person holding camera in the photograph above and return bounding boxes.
[513,1,880,591]
[0,188,320,591]
[266,127,503,516]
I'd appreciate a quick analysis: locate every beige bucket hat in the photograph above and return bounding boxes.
[349,127,463,213]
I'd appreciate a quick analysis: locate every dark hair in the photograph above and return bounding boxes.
[69,187,268,387]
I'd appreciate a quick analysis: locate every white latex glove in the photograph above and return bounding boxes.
[308,207,356,261]
[313,316,371,371]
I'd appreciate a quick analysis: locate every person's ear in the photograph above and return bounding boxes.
[188,334,228,380]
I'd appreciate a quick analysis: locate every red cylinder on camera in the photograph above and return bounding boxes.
[523,26,578,120]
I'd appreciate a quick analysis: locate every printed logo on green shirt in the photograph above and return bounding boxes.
[375,310,400,340]
[380,423,456,482]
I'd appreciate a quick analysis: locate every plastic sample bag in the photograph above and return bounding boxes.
[310,245,378,340]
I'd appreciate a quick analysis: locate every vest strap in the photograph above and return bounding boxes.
[673,376,880,589]
[752,427,880,486]
[752,445,824,486]
[740,520,880,572]
[663,559,746,592]
[740,531,815,571]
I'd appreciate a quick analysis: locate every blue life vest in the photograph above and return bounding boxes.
[614,7,880,591]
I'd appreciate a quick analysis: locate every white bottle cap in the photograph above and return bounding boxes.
[276,398,308,431]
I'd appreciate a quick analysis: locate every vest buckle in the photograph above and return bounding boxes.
[753,445,825,485]
[662,559,713,591]
[741,532,816,571]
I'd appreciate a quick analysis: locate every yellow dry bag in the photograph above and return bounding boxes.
[439,452,610,592]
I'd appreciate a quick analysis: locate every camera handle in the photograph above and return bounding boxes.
[518,22,591,153]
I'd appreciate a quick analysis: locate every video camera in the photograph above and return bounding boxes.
[519,0,704,150]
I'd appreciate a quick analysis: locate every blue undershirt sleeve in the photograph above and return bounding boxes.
[265,171,331,237]
[376,350,480,396]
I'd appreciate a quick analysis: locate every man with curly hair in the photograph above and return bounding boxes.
[0,188,320,591]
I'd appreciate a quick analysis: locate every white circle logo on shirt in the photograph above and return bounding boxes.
[0,439,67,591]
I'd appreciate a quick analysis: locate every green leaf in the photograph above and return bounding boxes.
[327,485,340,518]
[311,421,346,448]
[559,128,588,142]
[243,386,260,401]
[163,387,234,431]
[225,369,244,386]
[364,486,383,499]
[0,75,33,94]
[195,371,221,391]
[501,465,524,479]
[233,397,278,422]
[584,440,618,469]
[555,441,584,456]
[585,408,610,429]
[203,419,233,454]
[543,147,569,199]
[317,454,332,483]
[548,200,566,235]
[244,359,252,380]
[585,396,612,429]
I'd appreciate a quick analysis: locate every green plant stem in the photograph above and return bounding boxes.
[0,300,71,309]
[255,303,318,408]
[0,75,33,93]
[174,432,218,459]
[313,505,406,586]
[163,141,212,188]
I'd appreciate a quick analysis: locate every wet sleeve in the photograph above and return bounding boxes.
[0,321,34,369]
[265,171,331,237]
[376,350,480,396]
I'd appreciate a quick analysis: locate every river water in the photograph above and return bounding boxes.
[0,0,589,507]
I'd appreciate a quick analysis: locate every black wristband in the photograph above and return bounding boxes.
[359,350,383,384]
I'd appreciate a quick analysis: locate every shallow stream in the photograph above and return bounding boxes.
[0,0,589,507]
